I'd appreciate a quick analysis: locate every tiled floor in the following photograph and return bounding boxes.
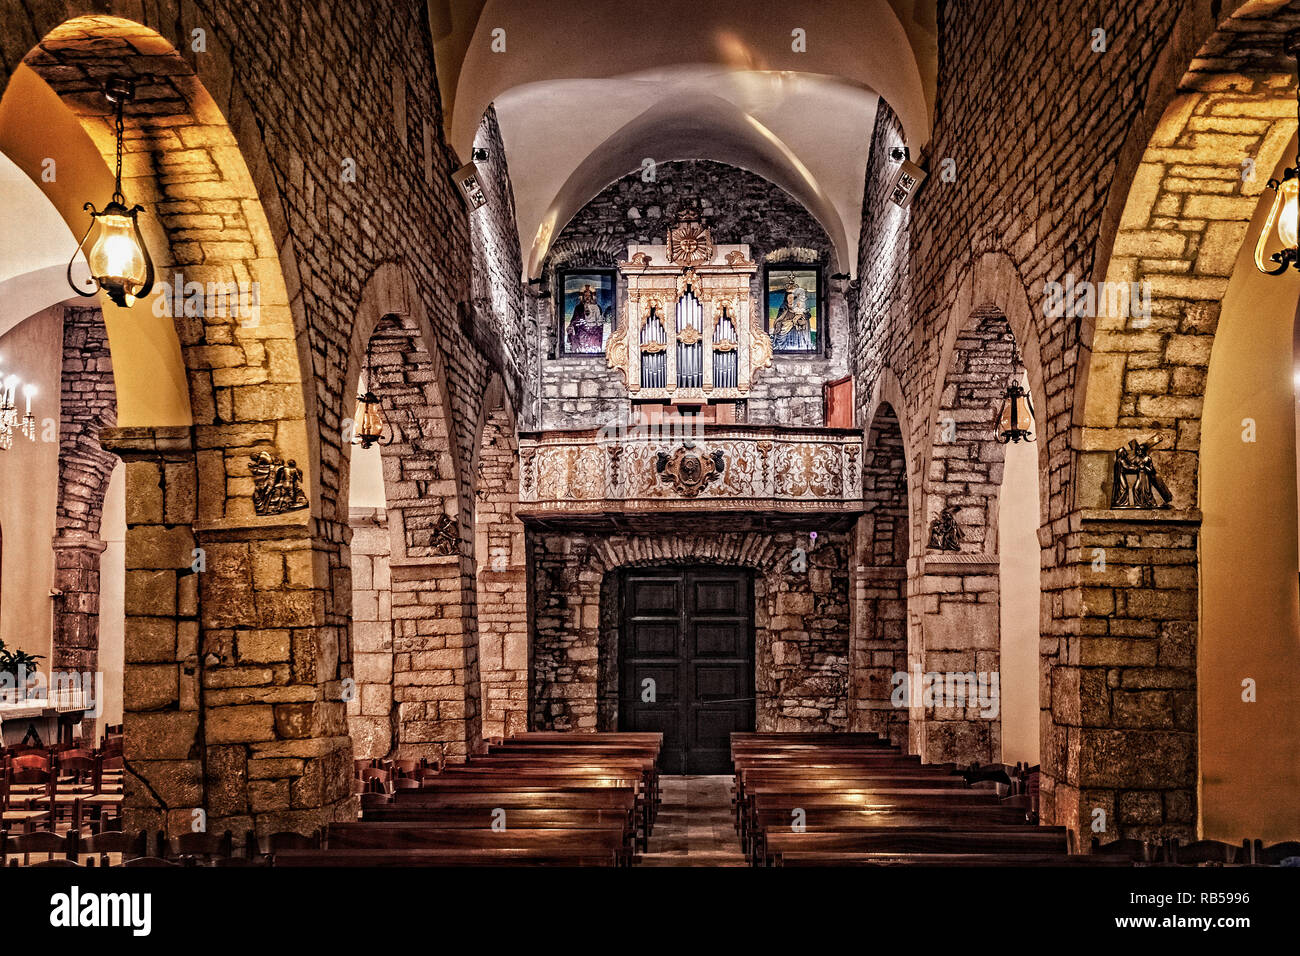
[639,775,748,867]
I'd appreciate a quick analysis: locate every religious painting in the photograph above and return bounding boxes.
[765,266,820,353]
[559,270,617,356]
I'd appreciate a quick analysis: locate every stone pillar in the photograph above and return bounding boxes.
[102,426,203,837]
[50,532,108,739]
[1041,509,1198,847]
[347,506,395,758]
[104,426,355,837]
[390,557,482,762]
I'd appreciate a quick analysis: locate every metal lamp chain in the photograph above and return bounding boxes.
[113,94,126,205]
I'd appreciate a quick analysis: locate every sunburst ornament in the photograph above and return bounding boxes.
[666,210,716,267]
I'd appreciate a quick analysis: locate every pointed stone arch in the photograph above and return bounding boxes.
[343,261,480,762]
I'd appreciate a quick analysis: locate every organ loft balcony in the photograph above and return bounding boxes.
[516,418,865,532]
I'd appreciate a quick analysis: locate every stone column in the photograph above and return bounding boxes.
[390,556,482,762]
[1041,509,1199,847]
[50,532,108,739]
[101,426,202,837]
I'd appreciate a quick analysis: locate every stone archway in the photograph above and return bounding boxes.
[343,262,481,763]
[1,14,342,837]
[850,400,910,747]
[1063,7,1300,844]
[472,376,528,739]
[530,532,852,734]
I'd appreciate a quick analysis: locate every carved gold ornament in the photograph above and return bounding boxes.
[605,323,629,384]
[656,445,726,497]
[677,325,702,345]
[667,212,716,267]
[749,324,774,374]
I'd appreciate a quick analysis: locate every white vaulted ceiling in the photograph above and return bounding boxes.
[430,0,937,280]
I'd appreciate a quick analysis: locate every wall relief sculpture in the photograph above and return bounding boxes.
[249,451,308,516]
[927,505,962,551]
[1111,436,1173,509]
[656,445,726,497]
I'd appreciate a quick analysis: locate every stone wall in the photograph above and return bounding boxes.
[346,507,393,760]
[848,0,1295,841]
[529,530,851,733]
[534,160,850,431]
[474,402,528,739]
[52,305,116,703]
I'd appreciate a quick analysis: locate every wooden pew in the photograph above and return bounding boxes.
[325,822,633,865]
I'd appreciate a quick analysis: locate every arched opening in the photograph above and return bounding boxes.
[473,379,528,739]
[1071,8,1300,844]
[1,14,333,837]
[342,265,481,764]
[851,400,910,747]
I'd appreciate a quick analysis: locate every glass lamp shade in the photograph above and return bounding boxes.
[1256,169,1300,275]
[69,200,155,307]
[353,392,390,448]
[997,382,1036,443]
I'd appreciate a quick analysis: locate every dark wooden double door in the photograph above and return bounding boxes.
[618,567,754,774]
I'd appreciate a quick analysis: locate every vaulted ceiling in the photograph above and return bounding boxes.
[427,0,938,279]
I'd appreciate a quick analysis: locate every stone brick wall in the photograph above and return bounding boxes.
[529,530,850,732]
[535,160,850,431]
[0,1,527,836]
[346,507,392,760]
[848,0,1294,842]
[474,399,528,738]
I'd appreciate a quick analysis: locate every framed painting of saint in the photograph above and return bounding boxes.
[558,270,617,356]
[765,266,821,354]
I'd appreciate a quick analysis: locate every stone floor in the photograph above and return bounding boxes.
[639,774,749,867]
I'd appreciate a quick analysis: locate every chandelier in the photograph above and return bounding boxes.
[66,77,155,307]
[0,370,36,451]
[1255,31,1300,276]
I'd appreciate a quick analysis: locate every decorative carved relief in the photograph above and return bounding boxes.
[927,506,963,552]
[666,211,715,267]
[605,323,629,385]
[249,451,308,516]
[656,445,726,497]
[749,323,774,376]
[405,508,460,556]
[1111,437,1173,509]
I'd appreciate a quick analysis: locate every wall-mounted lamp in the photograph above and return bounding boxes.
[1256,31,1300,276]
[996,360,1036,444]
[352,338,394,449]
[66,78,155,307]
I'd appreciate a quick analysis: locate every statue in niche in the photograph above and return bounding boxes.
[1111,437,1173,509]
[927,505,962,552]
[249,451,308,516]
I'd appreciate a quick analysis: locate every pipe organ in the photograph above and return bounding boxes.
[605,213,773,402]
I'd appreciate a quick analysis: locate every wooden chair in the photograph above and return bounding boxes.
[1090,837,1152,862]
[78,830,149,867]
[1253,840,1300,865]
[2,830,74,865]
[1169,838,1245,865]
[169,829,235,863]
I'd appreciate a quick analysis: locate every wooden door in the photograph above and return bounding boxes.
[619,567,754,773]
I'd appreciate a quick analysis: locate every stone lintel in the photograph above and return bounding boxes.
[100,425,194,458]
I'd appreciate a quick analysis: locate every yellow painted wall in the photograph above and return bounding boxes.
[0,65,190,428]
[1199,143,1300,844]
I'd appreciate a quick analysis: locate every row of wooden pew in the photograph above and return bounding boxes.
[272,732,663,867]
[731,732,1107,867]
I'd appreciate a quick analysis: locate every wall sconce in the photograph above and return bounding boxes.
[66,78,155,307]
[1256,31,1300,276]
[352,339,393,449]
[996,363,1036,444]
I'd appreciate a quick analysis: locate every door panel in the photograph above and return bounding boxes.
[619,567,754,774]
